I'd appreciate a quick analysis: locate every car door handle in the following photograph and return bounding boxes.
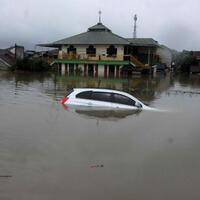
[88,102,92,106]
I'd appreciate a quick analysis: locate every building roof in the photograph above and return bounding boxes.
[87,23,111,32]
[127,38,159,47]
[0,49,15,66]
[39,22,130,47]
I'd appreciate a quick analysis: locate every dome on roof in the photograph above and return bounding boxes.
[88,22,111,32]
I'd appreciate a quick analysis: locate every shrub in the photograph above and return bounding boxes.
[11,58,51,72]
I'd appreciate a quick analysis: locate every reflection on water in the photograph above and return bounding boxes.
[2,71,200,105]
[1,71,200,200]
[73,108,140,120]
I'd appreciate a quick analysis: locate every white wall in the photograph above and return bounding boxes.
[98,65,104,76]
[62,44,124,60]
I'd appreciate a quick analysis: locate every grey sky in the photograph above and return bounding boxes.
[0,0,199,51]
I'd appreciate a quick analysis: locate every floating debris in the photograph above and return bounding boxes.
[90,165,104,168]
[0,175,12,178]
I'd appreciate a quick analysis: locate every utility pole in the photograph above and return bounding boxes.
[133,14,137,38]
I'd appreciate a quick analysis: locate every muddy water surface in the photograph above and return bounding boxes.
[0,71,200,200]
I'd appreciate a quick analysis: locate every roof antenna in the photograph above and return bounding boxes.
[98,10,102,23]
[133,14,137,38]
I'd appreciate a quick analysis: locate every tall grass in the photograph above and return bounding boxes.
[11,58,51,72]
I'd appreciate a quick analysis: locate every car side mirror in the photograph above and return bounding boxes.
[135,102,142,108]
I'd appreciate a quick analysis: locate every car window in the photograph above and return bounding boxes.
[113,93,135,106]
[91,92,112,102]
[76,91,92,99]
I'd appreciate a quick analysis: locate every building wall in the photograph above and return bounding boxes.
[9,46,24,59]
[61,45,124,61]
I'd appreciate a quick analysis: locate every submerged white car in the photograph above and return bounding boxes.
[60,88,152,110]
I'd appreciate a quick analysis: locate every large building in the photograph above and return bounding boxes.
[39,20,161,77]
[0,45,24,70]
[127,38,160,66]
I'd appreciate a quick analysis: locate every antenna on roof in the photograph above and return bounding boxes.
[133,14,137,38]
[98,10,102,23]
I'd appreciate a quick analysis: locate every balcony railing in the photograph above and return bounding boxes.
[58,52,123,61]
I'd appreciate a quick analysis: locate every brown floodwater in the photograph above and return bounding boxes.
[0,71,200,200]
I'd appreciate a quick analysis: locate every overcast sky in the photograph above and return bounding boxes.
[0,0,199,51]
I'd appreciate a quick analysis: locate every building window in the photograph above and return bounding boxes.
[67,45,76,54]
[107,45,117,57]
[86,45,96,56]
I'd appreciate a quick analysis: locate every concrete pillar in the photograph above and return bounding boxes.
[76,64,78,75]
[69,64,75,76]
[148,48,151,66]
[114,65,117,77]
[116,66,120,78]
[66,64,69,74]
[104,65,107,78]
[73,64,75,76]
[58,64,61,72]
[61,64,66,75]
[98,65,104,77]
[95,64,98,77]
[80,65,84,76]
[113,65,116,77]
[84,64,87,76]
[152,65,157,77]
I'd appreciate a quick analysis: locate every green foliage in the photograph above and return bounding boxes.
[11,58,51,72]
[174,51,198,73]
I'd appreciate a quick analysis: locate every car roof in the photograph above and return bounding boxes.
[73,88,133,97]
[74,88,123,92]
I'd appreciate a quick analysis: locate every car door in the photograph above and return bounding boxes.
[90,92,112,108]
[111,93,137,109]
[74,91,93,106]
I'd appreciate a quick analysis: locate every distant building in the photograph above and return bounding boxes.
[0,44,24,70]
[0,49,15,69]
[127,38,160,66]
[39,20,162,77]
[190,51,200,74]
[192,51,200,60]
[25,49,58,60]
[8,44,24,60]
